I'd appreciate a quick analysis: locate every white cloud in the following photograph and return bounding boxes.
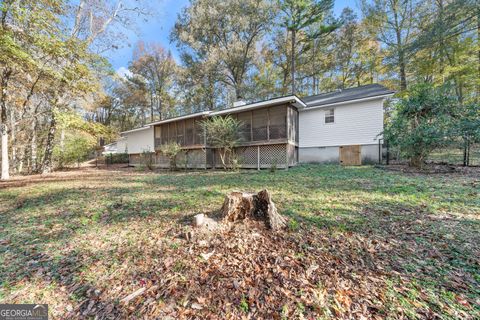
[116,67,132,79]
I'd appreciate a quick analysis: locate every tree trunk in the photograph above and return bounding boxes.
[220,189,287,230]
[311,39,316,95]
[398,50,407,92]
[1,123,8,180]
[10,107,16,173]
[291,28,296,95]
[0,68,11,180]
[30,111,38,173]
[393,6,407,92]
[219,148,228,170]
[409,154,424,168]
[59,128,65,168]
[42,111,57,174]
[17,147,24,173]
[477,5,480,99]
[150,90,154,122]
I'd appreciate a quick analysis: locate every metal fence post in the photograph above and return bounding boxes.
[378,139,382,164]
[386,141,390,165]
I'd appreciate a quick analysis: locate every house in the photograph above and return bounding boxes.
[119,84,394,168]
[102,137,127,155]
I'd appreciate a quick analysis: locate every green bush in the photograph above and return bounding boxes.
[105,153,129,164]
[202,116,243,170]
[160,142,182,170]
[54,131,94,168]
[383,84,458,168]
[140,151,155,170]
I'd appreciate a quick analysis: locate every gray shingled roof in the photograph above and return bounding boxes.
[302,84,395,108]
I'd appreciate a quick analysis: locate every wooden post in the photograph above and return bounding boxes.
[267,107,270,141]
[193,119,196,145]
[286,106,290,142]
[285,145,289,170]
[257,146,260,170]
[175,121,178,144]
[250,111,253,141]
[204,126,208,170]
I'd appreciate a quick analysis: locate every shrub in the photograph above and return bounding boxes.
[270,159,278,173]
[53,131,94,168]
[202,116,243,170]
[160,142,182,170]
[140,151,155,170]
[383,84,458,168]
[229,151,242,171]
[105,153,129,165]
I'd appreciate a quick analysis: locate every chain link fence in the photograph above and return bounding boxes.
[381,141,479,166]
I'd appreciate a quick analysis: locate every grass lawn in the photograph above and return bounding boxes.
[0,165,479,319]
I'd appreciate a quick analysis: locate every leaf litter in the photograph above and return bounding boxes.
[0,165,478,319]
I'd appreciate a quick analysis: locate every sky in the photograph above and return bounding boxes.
[109,0,360,74]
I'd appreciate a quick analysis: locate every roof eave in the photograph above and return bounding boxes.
[120,126,151,135]
[147,111,211,126]
[211,95,306,116]
[301,93,395,111]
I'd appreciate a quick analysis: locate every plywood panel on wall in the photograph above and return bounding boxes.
[339,145,361,165]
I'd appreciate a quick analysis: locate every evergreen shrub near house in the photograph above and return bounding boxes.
[383,83,458,168]
[105,153,129,165]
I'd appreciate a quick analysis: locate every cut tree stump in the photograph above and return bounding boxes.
[220,189,287,230]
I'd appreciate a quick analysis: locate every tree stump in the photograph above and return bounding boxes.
[220,189,287,230]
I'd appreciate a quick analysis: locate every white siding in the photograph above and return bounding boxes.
[116,138,127,153]
[124,127,154,154]
[299,99,384,148]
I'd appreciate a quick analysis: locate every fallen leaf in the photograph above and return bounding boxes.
[200,250,215,261]
[191,303,203,310]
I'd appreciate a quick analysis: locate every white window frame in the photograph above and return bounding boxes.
[324,108,335,124]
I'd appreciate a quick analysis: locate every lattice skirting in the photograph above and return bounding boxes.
[130,144,297,169]
[179,150,207,169]
[156,150,206,169]
[209,144,293,169]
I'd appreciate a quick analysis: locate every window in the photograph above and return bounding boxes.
[325,108,334,124]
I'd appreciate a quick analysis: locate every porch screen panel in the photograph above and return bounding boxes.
[168,123,176,143]
[194,119,204,145]
[185,118,194,145]
[237,112,251,142]
[269,105,287,139]
[252,109,268,141]
[154,126,161,148]
[161,124,168,145]
[177,120,185,145]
